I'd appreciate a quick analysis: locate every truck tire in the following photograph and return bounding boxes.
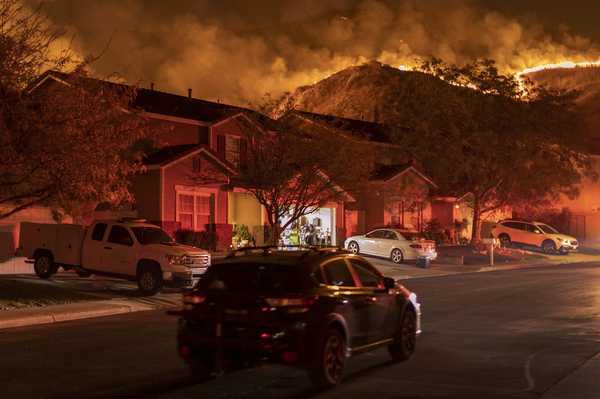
[34,253,57,279]
[137,262,163,296]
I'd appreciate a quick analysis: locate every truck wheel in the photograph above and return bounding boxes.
[388,308,417,362]
[34,254,57,279]
[308,327,346,390]
[137,264,163,296]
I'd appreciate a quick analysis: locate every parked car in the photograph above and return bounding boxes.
[170,247,421,389]
[19,219,211,295]
[491,219,578,254]
[344,228,437,264]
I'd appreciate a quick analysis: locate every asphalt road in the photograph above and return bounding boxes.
[1,263,599,399]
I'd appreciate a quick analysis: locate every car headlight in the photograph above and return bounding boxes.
[166,255,190,265]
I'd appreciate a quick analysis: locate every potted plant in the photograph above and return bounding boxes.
[233,224,253,248]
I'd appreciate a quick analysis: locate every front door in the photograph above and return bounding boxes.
[82,222,108,270]
[321,258,372,348]
[362,230,385,255]
[347,257,395,341]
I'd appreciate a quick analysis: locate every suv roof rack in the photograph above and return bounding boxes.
[225,245,347,259]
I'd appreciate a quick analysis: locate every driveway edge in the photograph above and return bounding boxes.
[0,299,168,330]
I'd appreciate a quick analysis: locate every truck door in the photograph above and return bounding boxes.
[103,225,136,275]
[81,222,108,271]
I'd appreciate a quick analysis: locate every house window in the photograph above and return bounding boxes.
[177,192,213,231]
[225,136,241,167]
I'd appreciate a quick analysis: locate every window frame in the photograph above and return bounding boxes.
[319,257,358,288]
[347,257,384,288]
[107,225,134,247]
[90,223,108,241]
[175,187,215,231]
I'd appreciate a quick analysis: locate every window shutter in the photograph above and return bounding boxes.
[209,193,216,225]
[217,134,226,158]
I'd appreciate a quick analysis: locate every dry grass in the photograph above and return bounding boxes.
[0,279,97,310]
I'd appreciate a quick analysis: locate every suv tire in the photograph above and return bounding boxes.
[34,254,57,279]
[189,353,216,382]
[309,327,346,389]
[137,263,163,296]
[389,308,417,362]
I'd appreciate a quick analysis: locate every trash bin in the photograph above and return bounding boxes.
[416,256,430,268]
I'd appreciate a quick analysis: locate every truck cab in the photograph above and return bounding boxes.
[21,219,211,295]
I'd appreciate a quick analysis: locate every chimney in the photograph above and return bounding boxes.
[150,82,154,90]
[188,88,192,98]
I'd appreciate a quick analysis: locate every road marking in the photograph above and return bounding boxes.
[525,352,537,391]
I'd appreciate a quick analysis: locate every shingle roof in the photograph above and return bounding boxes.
[143,144,198,165]
[370,163,413,181]
[33,70,279,128]
[282,110,391,143]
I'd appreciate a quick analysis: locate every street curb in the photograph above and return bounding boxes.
[401,260,598,280]
[0,299,167,330]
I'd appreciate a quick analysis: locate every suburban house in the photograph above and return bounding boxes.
[277,110,439,236]
[5,71,463,253]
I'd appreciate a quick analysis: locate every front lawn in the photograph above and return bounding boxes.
[0,278,98,310]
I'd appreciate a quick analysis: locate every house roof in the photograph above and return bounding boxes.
[144,144,237,174]
[280,110,392,143]
[30,70,279,129]
[370,163,438,188]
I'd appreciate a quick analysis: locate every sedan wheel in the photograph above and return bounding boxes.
[348,241,359,254]
[391,248,403,264]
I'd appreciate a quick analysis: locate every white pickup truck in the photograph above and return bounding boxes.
[19,218,211,295]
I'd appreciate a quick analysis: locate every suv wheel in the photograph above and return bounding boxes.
[388,308,417,362]
[347,241,359,254]
[137,264,163,296]
[309,327,346,389]
[34,254,57,279]
[498,234,511,248]
[542,240,557,254]
[391,248,403,264]
[189,353,216,382]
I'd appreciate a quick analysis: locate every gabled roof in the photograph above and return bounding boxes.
[280,110,392,143]
[30,70,279,129]
[144,145,237,175]
[370,163,438,188]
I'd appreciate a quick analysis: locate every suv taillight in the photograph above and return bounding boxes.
[182,293,205,305]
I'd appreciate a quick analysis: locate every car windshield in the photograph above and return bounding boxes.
[197,262,309,293]
[537,224,559,234]
[131,227,174,245]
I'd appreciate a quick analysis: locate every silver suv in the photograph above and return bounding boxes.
[491,220,578,254]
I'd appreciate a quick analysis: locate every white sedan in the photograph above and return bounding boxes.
[344,228,437,264]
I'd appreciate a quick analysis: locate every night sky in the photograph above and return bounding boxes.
[32,0,600,104]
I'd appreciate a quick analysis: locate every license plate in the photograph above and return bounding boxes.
[225,309,248,315]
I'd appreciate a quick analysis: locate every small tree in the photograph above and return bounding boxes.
[231,115,374,245]
[0,0,154,220]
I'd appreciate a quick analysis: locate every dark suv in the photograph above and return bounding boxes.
[170,247,422,389]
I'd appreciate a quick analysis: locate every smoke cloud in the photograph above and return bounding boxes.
[31,0,600,105]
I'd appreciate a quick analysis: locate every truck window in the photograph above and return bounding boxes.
[91,223,108,241]
[107,225,134,246]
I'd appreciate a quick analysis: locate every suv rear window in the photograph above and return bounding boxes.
[197,262,310,293]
